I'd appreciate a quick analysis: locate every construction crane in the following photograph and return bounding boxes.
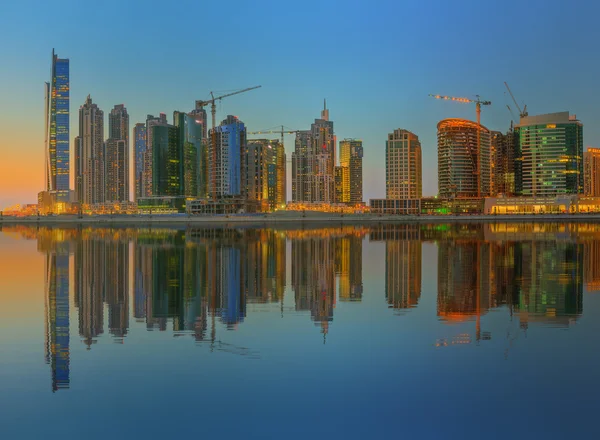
[429,94,492,198]
[195,85,261,199]
[504,82,527,119]
[247,126,300,150]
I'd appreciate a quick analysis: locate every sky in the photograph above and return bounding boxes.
[0,0,599,208]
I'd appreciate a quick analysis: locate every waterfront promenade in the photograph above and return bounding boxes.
[2,210,600,225]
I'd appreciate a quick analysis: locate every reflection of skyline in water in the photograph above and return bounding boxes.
[7,222,597,391]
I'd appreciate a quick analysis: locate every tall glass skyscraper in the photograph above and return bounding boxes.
[45,49,70,202]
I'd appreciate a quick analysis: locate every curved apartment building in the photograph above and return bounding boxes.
[437,119,491,198]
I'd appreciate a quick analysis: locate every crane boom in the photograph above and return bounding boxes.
[503,82,527,118]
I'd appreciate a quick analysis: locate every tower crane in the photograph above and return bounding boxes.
[504,82,527,119]
[429,94,492,198]
[247,126,300,152]
[195,85,261,199]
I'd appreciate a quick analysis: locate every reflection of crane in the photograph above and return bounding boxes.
[429,94,492,198]
[195,86,261,198]
[504,82,527,119]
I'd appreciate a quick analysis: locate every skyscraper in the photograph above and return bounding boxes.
[151,123,179,196]
[174,111,204,198]
[144,113,168,197]
[491,129,517,196]
[583,148,600,197]
[275,141,286,208]
[133,123,146,201]
[76,96,104,205]
[438,119,491,198]
[209,115,246,198]
[386,129,422,199]
[338,139,363,205]
[105,139,128,202]
[245,139,279,211]
[44,49,70,203]
[516,112,583,196]
[292,102,335,203]
[108,104,129,141]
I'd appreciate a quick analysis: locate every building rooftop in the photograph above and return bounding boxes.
[517,111,580,127]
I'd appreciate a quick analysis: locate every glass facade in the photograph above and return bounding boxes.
[175,112,203,198]
[134,123,147,201]
[517,112,583,196]
[46,50,70,202]
[210,116,246,197]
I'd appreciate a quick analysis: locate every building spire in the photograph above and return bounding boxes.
[321,99,329,121]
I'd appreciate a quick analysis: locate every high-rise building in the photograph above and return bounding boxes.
[76,96,104,205]
[245,139,280,211]
[143,113,168,197]
[515,112,583,196]
[209,115,246,198]
[338,139,363,205]
[105,139,128,202]
[292,101,335,203]
[386,129,422,199]
[275,141,286,208]
[583,148,600,197]
[104,104,129,203]
[151,123,179,196]
[438,119,491,198]
[491,129,517,196]
[174,111,204,198]
[133,123,146,201]
[44,49,70,204]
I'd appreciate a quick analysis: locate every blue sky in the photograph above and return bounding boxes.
[0,0,599,206]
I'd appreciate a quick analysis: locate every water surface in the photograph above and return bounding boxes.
[1,223,599,439]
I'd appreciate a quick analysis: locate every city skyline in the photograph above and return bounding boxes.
[1,1,600,208]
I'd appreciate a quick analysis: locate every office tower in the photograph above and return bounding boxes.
[491,129,517,196]
[151,123,179,196]
[133,123,146,201]
[209,115,246,198]
[584,148,600,197]
[174,111,204,198]
[246,139,279,211]
[144,113,168,197]
[44,49,70,203]
[76,96,104,205]
[190,101,208,141]
[386,129,422,199]
[334,166,345,203]
[338,139,364,205]
[44,241,70,391]
[438,119,491,198]
[515,112,583,196]
[292,101,335,203]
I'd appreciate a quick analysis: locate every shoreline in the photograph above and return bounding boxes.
[2,212,600,226]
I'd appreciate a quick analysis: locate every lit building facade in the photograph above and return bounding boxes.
[76,96,104,205]
[516,112,583,196]
[44,49,70,203]
[386,129,422,200]
[246,139,279,211]
[151,123,179,196]
[275,141,286,208]
[105,139,129,202]
[133,123,146,201]
[209,115,246,198]
[438,119,491,198]
[292,102,335,204]
[584,148,600,197]
[338,139,363,205]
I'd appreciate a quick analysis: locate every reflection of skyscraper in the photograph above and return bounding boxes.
[74,238,105,347]
[515,241,583,326]
[336,234,363,302]
[385,227,421,311]
[245,230,286,304]
[44,242,70,392]
[291,232,336,336]
[105,239,129,338]
[437,239,492,321]
[583,240,600,292]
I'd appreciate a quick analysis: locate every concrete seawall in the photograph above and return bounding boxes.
[2,212,600,226]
